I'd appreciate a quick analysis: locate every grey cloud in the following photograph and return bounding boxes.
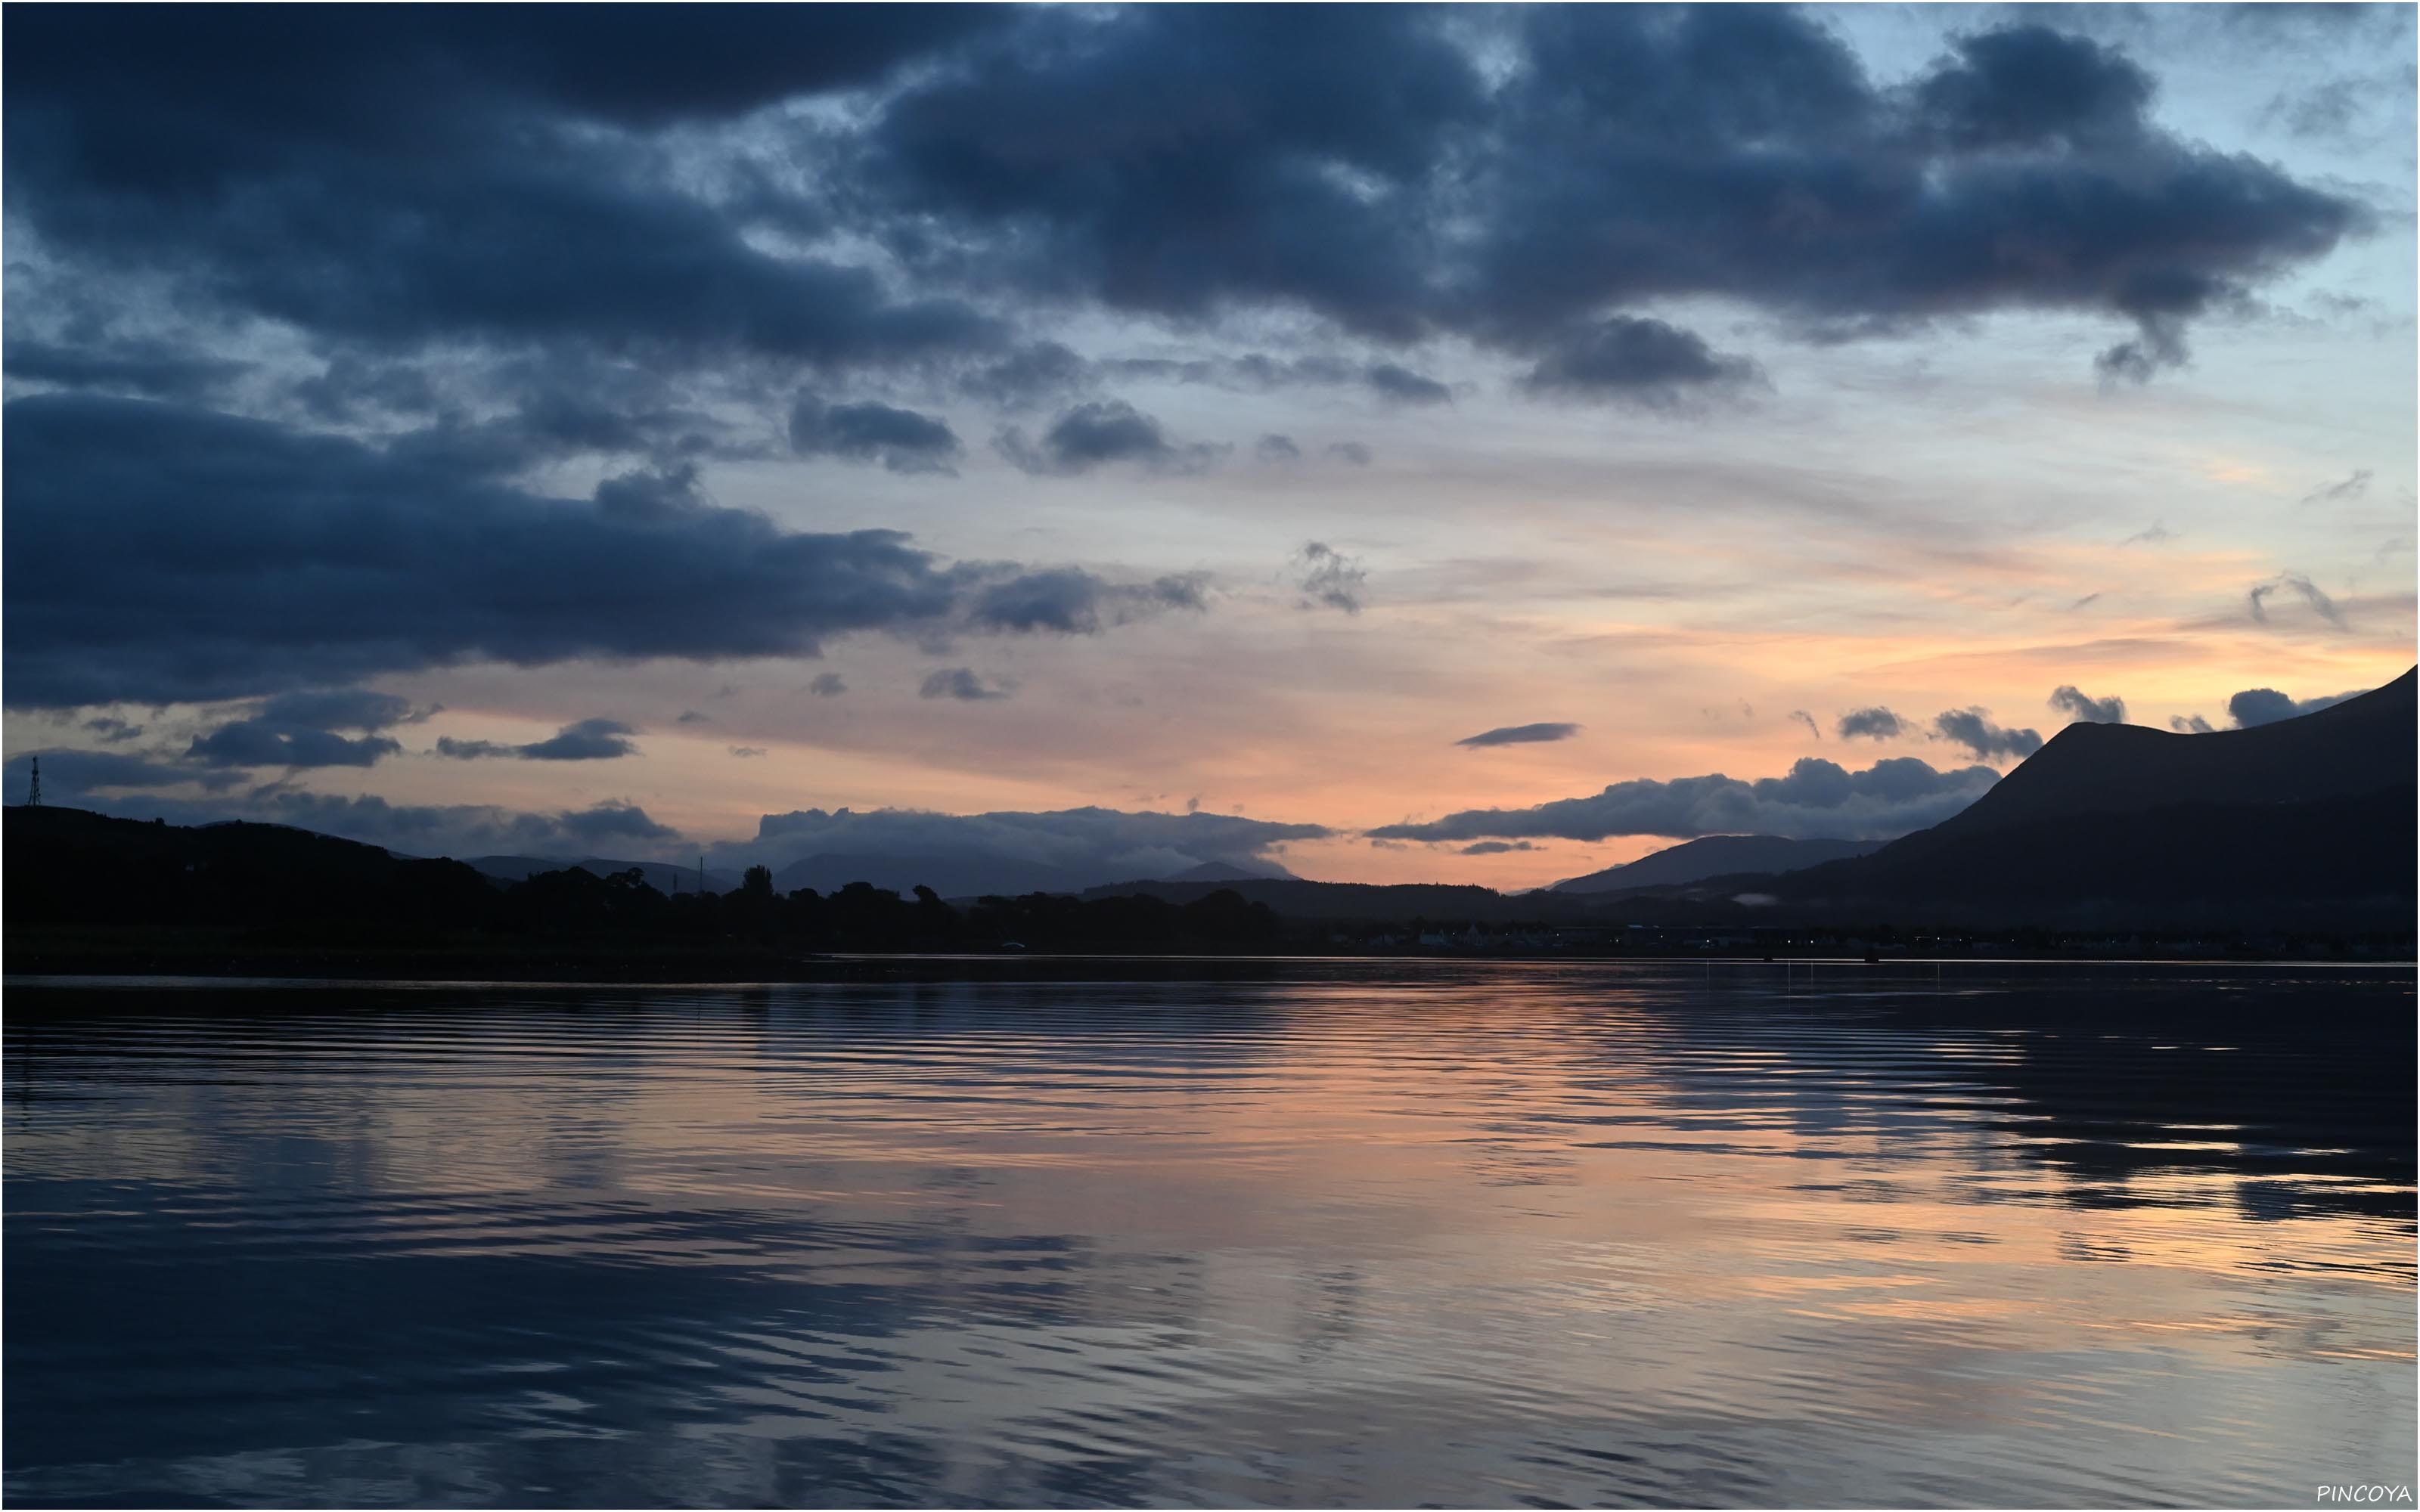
[996,400,1223,476]
[2226,686,2359,728]
[1836,707,1910,740]
[1367,756,2000,844]
[728,745,766,758]
[1459,841,1538,855]
[254,689,423,730]
[1255,433,1302,463]
[2299,469,2372,506]
[1456,722,1581,748]
[967,569,1210,634]
[956,341,1094,407]
[2047,685,2126,723]
[920,668,1007,701]
[1295,541,1367,614]
[1931,708,2044,762]
[81,715,145,743]
[1365,362,1451,405]
[2169,713,2215,733]
[189,723,400,769]
[2248,572,2346,628]
[7,748,248,801]
[808,673,849,697]
[183,686,429,769]
[2122,520,2176,545]
[1518,317,1763,406]
[676,710,710,724]
[3,395,1195,708]
[434,717,638,761]
[1788,710,1821,740]
[789,395,962,474]
[1324,441,1373,466]
[726,804,1330,895]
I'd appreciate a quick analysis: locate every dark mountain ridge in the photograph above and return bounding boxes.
[1551,834,1884,894]
[1767,668,2416,927]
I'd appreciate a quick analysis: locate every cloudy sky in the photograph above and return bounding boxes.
[5,4,2413,889]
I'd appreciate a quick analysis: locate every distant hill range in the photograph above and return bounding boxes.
[1550,835,1884,894]
[1759,666,2417,927]
[783,850,1292,901]
[470,855,737,894]
[10,668,2408,937]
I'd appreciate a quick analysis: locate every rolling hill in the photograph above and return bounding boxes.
[1551,835,1884,894]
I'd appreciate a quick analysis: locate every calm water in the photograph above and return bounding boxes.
[5,962,2413,1507]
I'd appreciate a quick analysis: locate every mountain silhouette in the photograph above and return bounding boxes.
[1552,835,1884,894]
[1771,667,2417,926]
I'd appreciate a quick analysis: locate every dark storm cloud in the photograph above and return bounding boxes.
[966,569,1210,634]
[435,717,640,762]
[1367,756,1999,843]
[2226,686,2359,728]
[920,668,1008,702]
[4,337,248,401]
[1931,708,2044,762]
[5,8,1008,372]
[1295,542,1367,614]
[788,395,963,474]
[2,396,1202,708]
[995,401,1223,476]
[1836,707,1910,740]
[2047,685,2127,723]
[380,375,741,482]
[4,6,2366,414]
[82,715,144,743]
[189,723,400,769]
[183,686,430,769]
[1517,318,1763,406]
[253,688,426,732]
[1455,722,1581,748]
[1907,24,2153,151]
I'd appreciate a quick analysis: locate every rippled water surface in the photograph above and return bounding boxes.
[6,962,2413,1507]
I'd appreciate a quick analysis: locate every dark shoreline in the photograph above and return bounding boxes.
[8,934,2412,990]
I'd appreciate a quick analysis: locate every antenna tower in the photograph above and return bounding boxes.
[24,757,42,807]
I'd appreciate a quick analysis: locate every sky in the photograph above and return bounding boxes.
[5,3,2414,892]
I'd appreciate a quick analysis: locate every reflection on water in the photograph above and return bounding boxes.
[5,962,2412,1507]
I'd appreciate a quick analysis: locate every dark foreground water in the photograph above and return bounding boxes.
[5,962,2413,1507]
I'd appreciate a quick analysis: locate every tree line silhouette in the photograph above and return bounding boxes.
[8,807,1280,953]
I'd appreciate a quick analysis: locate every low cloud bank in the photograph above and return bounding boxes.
[1367,756,1999,844]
